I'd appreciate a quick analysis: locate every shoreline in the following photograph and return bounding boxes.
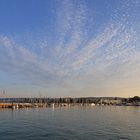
[0,96,139,109]
[0,102,139,109]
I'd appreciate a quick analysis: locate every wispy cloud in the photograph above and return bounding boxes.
[0,0,140,96]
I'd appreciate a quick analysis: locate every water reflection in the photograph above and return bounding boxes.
[0,106,139,140]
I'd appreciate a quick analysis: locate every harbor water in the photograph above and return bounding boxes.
[0,106,140,140]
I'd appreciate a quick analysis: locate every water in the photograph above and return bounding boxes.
[0,106,140,140]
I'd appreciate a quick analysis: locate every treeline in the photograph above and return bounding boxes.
[122,96,140,103]
[129,96,140,103]
[0,96,139,104]
[0,97,122,104]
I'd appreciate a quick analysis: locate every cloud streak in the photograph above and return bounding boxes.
[0,0,140,97]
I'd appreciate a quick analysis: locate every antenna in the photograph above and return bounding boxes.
[38,91,42,98]
[3,90,5,95]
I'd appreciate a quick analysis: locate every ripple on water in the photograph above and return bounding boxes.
[0,107,140,140]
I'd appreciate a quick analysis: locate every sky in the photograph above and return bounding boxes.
[0,0,140,97]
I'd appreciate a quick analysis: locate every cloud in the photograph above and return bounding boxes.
[0,0,140,96]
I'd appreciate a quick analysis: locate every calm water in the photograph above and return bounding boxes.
[0,106,140,140]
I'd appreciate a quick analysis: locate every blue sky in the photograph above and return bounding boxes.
[0,0,140,97]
